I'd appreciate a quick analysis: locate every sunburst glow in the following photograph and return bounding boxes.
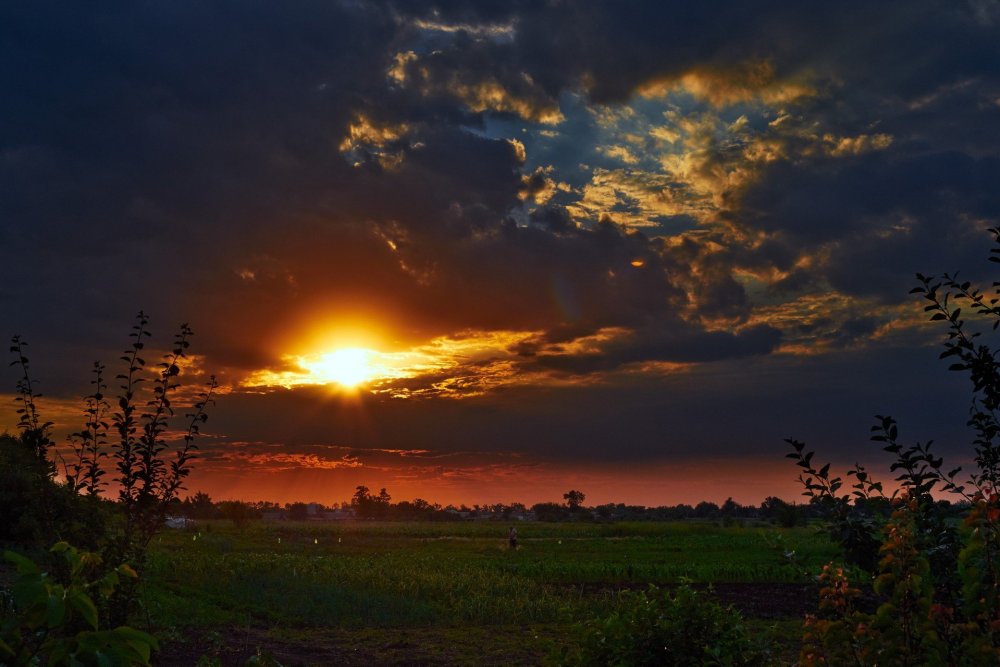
[302,347,378,387]
[240,329,547,396]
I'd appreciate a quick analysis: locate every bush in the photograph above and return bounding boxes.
[0,542,158,665]
[788,230,1000,664]
[6,313,218,630]
[560,584,772,666]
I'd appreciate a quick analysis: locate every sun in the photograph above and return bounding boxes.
[304,347,376,387]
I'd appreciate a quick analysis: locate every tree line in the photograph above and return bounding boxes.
[169,486,975,527]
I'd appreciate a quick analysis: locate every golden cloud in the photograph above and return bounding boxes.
[338,114,411,169]
[639,61,815,107]
[447,78,564,124]
[568,168,712,229]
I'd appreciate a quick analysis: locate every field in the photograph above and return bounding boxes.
[144,520,839,665]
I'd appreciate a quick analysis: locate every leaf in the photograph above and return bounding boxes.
[97,571,120,598]
[47,590,67,627]
[110,626,159,658]
[12,578,47,611]
[68,589,99,630]
[50,541,71,554]
[4,550,41,575]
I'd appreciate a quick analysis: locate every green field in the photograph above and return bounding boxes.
[144,520,838,665]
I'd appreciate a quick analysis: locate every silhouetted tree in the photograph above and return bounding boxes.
[217,500,256,528]
[693,501,720,519]
[286,502,309,520]
[759,496,802,528]
[563,489,586,511]
[351,485,393,519]
[532,502,569,522]
[183,490,217,519]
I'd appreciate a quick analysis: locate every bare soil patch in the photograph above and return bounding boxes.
[156,625,562,666]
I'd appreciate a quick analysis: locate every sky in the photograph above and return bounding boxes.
[3,1,1000,507]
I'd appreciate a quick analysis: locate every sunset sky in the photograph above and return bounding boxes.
[3,1,1000,506]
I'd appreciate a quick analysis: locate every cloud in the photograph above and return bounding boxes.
[3,0,1000,494]
[527,322,780,374]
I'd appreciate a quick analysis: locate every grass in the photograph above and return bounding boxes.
[142,520,836,663]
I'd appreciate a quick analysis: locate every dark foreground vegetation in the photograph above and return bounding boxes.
[4,234,1000,664]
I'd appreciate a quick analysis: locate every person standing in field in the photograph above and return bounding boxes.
[508,526,518,550]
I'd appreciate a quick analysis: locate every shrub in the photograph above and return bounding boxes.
[5,312,218,628]
[0,432,107,551]
[560,584,772,666]
[788,230,1000,664]
[0,542,158,666]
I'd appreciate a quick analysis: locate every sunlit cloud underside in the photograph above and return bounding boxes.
[241,329,538,398]
[238,327,698,399]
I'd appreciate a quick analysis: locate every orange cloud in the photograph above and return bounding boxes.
[639,61,815,107]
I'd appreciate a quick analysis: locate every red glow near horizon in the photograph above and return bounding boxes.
[180,458,807,508]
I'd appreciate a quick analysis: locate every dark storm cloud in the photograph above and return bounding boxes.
[736,152,1000,245]
[528,323,781,375]
[735,150,1000,300]
[400,1,1000,104]
[2,1,399,363]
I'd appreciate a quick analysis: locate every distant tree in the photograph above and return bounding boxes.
[532,502,569,522]
[594,504,614,521]
[720,497,753,524]
[250,500,282,513]
[286,502,309,521]
[759,496,801,528]
[351,485,392,519]
[183,490,216,519]
[693,501,720,519]
[373,488,392,519]
[412,498,431,511]
[352,485,371,505]
[217,500,256,528]
[563,489,586,510]
[672,503,695,520]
